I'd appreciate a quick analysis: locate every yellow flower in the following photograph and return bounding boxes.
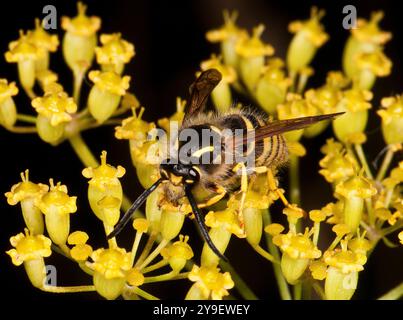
[324,242,367,274]
[88,70,131,123]
[336,173,377,199]
[115,107,156,143]
[378,95,403,144]
[356,50,392,77]
[204,206,244,237]
[6,228,52,266]
[273,230,321,260]
[61,2,100,72]
[157,98,185,132]
[309,210,327,223]
[132,218,149,233]
[95,33,135,74]
[6,229,52,288]
[161,235,194,272]
[5,30,45,90]
[31,90,77,126]
[37,179,77,245]
[28,18,59,52]
[82,151,125,222]
[351,11,392,45]
[0,79,19,104]
[287,7,328,72]
[90,247,131,300]
[320,138,344,157]
[348,235,372,255]
[68,231,93,262]
[319,151,357,184]
[5,170,48,235]
[283,204,305,227]
[61,2,101,37]
[187,265,234,300]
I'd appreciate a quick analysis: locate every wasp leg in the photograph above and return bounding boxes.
[232,163,249,234]
[197,185,227,209]
[267,168,290,207]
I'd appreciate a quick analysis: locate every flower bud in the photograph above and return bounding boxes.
[88,70,130,123]
[287,7,328,73]
[161,235,194,272]
[61,2,100,72]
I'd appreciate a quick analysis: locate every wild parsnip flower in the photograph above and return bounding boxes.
[324,240,367,300]
[28,19,59,72]
[236,24,274,93]
[37,179,77,245]
[319,150,357,184]
[6,229,52,288]
[88,70,131,123]
[161,235,194,272]
[256,58,290,114]
[355,49,392,89]
[0,79,18,128]
[398,231,403,245]
[90,247,131,300]
[5,170,48,235]
[61,2,101,72]
[273,228,321,284]
[287,7,328,73]
[157,98,185,132]
[68,231,93,261]
[36,70,59,92]
[82,151,125,224]
[200,55,236,112]
[343,11,391,83]
[186,265,234,300]
[335,173,377,231]
[206,10,247,69]
[201,203,244,266]
[309,260,327,281]
[95,33,135,74]
[332,88,372,143]
[377,95,403,144]
[5,30,45,91]
[31,88,77,144]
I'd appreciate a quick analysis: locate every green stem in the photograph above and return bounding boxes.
[376,148,394,182]
[312,282,326,300]
[378,282,403,300]
[354,144,374,179]
[144,271,189,283]
[73,70,84,105]
[219,260,258,300]
[129,287,159,300]
[262,209,292,300]
[41,285,95,293]
[17,114,37,124]
[5,126,37,133]
[293,283,302,300]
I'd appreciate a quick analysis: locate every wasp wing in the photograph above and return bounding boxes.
[181,69,222,127]
[237,112,344,144]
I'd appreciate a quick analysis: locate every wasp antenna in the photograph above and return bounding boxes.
[107,178,163,240]
[184,185,228,262]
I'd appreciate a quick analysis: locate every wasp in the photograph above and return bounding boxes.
[107,69,343,261]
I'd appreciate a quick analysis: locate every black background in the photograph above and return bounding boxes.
[0,0,402,301]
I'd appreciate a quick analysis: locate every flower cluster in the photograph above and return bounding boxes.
[2,3,402,301]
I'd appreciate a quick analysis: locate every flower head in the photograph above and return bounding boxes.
[288,7,328,47]
[6,229,52,266]
[61,2,101,37]
[115,107,155,142]
[5,30,45,63]
[352,11,391,45]
[324,241,367,274]
[90,247,131,279]
[68,231,93,261]
[28,18,59,52]
[31,90,77,126]
[204,206,244,237]
[89,70,130,96]
[273,229,321,260]
[206,10,246,43]
[37,179,77,216]
[335,172,377,199]
[161,235,194,271]
[200,55,236,83]
[95,33,135,66]
[356,50,392,77]
[188,265,234,300]
[5,170,48,205]
[236,24,274,58]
